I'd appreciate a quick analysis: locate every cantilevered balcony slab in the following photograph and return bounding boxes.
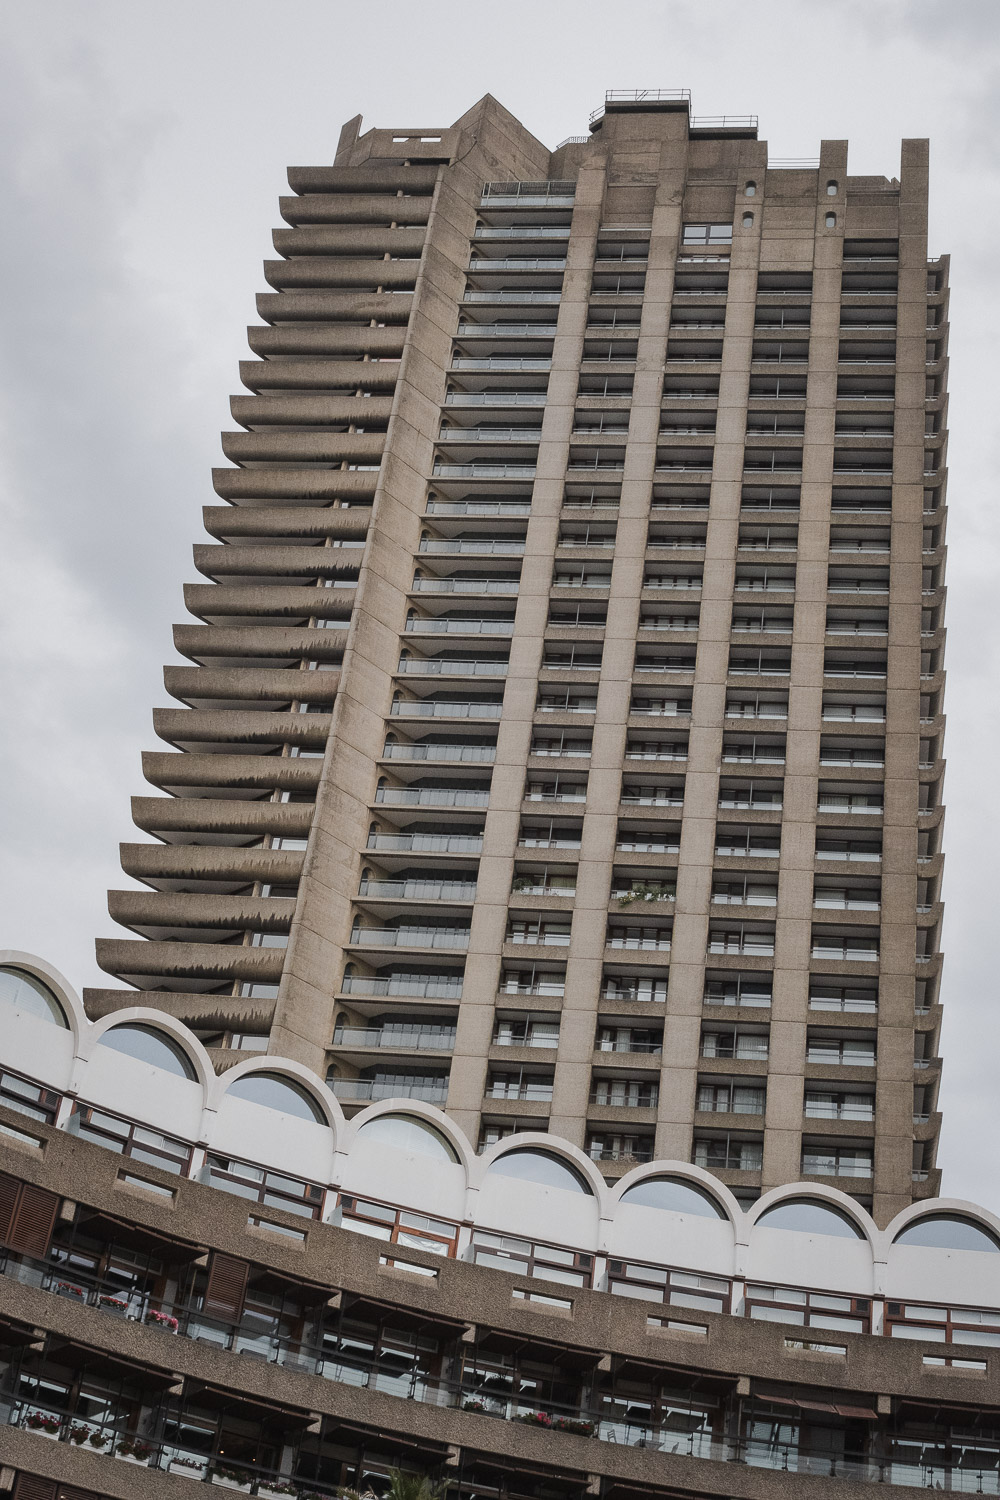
[96,937,285,990]
[272,224,425,257]
[263,258,417,291]
[278,192,431,225]
[184,583,354,623]
[229,395,391,430]
[246,325,406,359]
[220,430,385,467]
[108,890,294,939]
[193,544,361,581]
[173,624,347,665]
[239,358,398,393]
[120,841,304,892]
[256,291,411,324]
[131,795,313,843]
[286,164,438,192]
[153,707,330,752]
[141,750,323,797]
[212,467,378,503]
[163,665,339,709]
[82,988,278,1029]
[202,505,370,543]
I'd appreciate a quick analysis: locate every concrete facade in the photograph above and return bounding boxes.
[84,91,948,1226]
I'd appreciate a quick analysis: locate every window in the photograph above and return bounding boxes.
[97,1024,195,1079]
[744,182,757,197]
[609,1258,730,1312]
[802,1144,873,1178]
[893,1215,1000,1253]
[487,1148,592,1194]
[0,1069,60,1125]
[71,1105,191,1174]
[226,1071,324,1122]
[354,1112,458,1161]
[683,223,733,245]
[746,1283,869,1332]
[470,1229,593,1286]
[756,1198,864,1239]
[0,967,67,1027]
[826,181,838,196]
[339,1194,458,1254]
[742,213,754,228]
[620,1175,728,1219]
[203,1153,324,1217]
[886,1300,1000,1345]
[825,212,837,228]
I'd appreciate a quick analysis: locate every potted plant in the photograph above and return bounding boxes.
[87,1430,111,1451]
[461,1398,488,1414]
[256,1480,298,1499]
[516,1411,552,1429]
[144,1309,179,1333]
[551,1417,594,1437]
[169,1457,208,1480]
[116,1436,153,1465]
[212,1464,253,1492]
[68,1424,94,1446]
[98,1295,129,1317]
[24,1412,61,1439]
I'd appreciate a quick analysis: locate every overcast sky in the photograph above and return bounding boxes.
[1,0,998,1203]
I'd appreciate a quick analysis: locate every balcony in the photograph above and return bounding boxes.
[349,925,471,951]
[390,699,503,719]
[358,877,477,901]
[341,972,463,999]
[381,742,497,764]
[332,1025,457,1051]
[375,787,490,808]
[329,1077,448,1103]
[590,1081,659,1108]
[366,832,484,853]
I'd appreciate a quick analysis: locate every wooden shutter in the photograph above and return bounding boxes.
[0,1172,19,1245]
[0,1174,58,1257]
[13,1477,57,1500]
[10,1184,60,1257]
[203,1252,249,1320]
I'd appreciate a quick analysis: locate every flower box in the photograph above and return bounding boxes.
[24,1414,62,1439]
[257,1484,298,1499]
[169,1461,207,1480]
[98,1298,130,1318]
[144,1311,179,1333]
[551,1418,595,1437]
[517,1412,553,1429]
[462,1400,488,1414]
[55,1283,86,1300]
[116,1452,151,1467]
[211,1477,252,1493]
[68,1425,111,1451]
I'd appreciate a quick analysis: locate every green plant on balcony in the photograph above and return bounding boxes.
[617,881,672,907]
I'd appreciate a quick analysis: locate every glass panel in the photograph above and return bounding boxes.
[487,1149,592,1194]
[620,1175,728,1219]
[894,1215,1000,1253]
[757,1198,864,1239]
[98,1024,195,1078]
[355,1113,459,1161]
[0,966,67,1026]
[226,1071,324,1122]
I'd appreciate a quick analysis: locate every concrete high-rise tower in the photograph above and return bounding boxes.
[85,91,948,1222]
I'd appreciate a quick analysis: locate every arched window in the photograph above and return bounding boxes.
[487,1149,592,1195]
[744,182,757,197]
[825,212,837,229]
[826,180,838,196]
[620,1175,727,1219]
[226,1071,324,1122]
[756,1197,863,1239]
[98,1024,195,1079]
[742,212,754,228]
[0,966,68,1028]
[355,1112,458,1162]
[893,1215,1000,1253]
